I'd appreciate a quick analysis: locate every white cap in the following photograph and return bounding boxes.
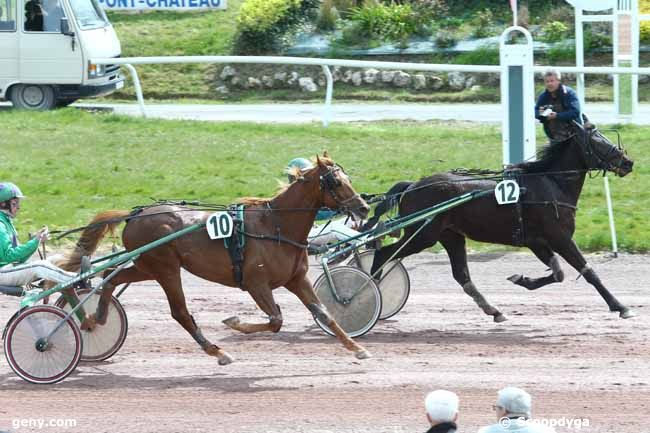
[425,390,459,423]
[496,387,532,418]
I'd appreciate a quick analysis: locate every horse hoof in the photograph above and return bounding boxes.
[619,309,636,319]
[80,315,97,331]
[507,274,523,284]
[218,352,235,366]
[355,349,372,360]
[493,314,508,323]
[222,316,240,329]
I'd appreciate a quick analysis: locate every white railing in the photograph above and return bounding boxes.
[91,56,501,124]
[92,55,650,125]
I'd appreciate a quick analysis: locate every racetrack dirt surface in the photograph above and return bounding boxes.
[1,252,648,433]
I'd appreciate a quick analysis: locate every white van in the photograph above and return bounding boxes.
[0,0,124,109]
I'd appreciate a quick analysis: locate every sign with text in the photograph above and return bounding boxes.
[97,0,226,10]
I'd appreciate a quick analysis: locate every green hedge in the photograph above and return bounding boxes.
[234,0,318,54]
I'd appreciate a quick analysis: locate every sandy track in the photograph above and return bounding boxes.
[1,252,648,433]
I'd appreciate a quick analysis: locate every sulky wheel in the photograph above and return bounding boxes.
[4,305,82,384]
[348,250,410,320]
[55,288,128,362]
[313,266,381,338]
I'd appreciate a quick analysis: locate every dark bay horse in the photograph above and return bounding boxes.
[61,155,372,363]
[370,123,635,321]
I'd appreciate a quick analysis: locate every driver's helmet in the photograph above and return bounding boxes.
[286,158,313,182]
[0,182,25,203]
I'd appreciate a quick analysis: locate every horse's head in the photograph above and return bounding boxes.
[312,153,370,220]
[573,122,634,177]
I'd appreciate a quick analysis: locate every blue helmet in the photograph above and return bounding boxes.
[286,158,313,182]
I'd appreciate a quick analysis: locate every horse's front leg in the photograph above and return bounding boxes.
[285,274,372,360]
[553,239,634,319]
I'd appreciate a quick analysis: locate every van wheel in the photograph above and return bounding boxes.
[10,84,56,110]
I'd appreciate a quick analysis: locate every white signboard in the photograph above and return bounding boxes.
[97,0,226,10]
[206,212,234,240]
[494,180,521,205]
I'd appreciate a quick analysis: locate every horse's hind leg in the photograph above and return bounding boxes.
[552,239,634,319]
[507,242,565,290]
[81,266,151,331]
[370,220,439,277]
[157,271,234,364]
[285,275,371,360]
[222,287,283,334]
[439,230,506,323]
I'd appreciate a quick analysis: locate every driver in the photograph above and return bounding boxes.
[285,158,364,249]
[0,182,76,289]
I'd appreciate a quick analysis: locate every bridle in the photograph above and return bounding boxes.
[571,121,627,175]
[318,164,362,213]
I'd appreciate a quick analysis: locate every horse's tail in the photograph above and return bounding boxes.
[56,210,131,272]
[361,181,413,232]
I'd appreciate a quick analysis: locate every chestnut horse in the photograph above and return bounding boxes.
[61,155,371,363]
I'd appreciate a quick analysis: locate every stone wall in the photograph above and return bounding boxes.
[215,65,492,94]
[214,65,644,95]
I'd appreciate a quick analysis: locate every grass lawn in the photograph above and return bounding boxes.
[1,109,647,252]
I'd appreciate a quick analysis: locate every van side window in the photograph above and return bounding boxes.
[24,0,65,32]
[0,0,16,31]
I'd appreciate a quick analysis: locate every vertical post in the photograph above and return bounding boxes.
[613,8,621,115]
[575,7,586,109]
[603,176,618,257]
[631,0,640,117]
[615,5,634,117]
[499,26,536,165]
[124,64,147,118]
[321,65,333,127]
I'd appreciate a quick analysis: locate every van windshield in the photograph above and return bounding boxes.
[69,0,108,30]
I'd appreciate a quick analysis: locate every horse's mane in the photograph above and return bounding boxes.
[238,156,335,205]
[514,137,572,173]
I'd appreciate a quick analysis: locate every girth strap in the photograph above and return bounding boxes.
[225,205,246,287]
[504,168,526,247]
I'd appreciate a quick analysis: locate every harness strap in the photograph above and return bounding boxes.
[520,200,577,219]
[243,231,309,250]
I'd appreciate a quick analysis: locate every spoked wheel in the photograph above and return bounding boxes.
[55,288,128,362]
[313,266,381,338]
[348,250,410,320]
[4,305,82,384]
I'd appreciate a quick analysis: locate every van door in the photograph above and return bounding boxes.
[0,0,19,92]
[19,0,82,83]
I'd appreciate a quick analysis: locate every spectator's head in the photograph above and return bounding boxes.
[425,390,459,426]
[543,69,562,93]
[493,387,532,421]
